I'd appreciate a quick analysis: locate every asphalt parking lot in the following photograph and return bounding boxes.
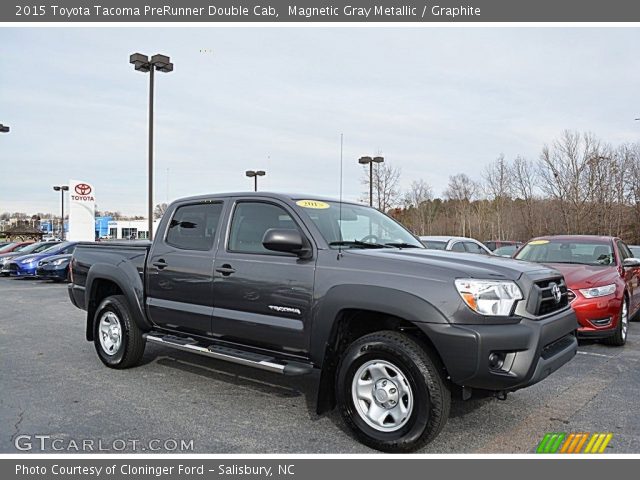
[2,276,640,454]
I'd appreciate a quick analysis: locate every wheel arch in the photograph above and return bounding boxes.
[84,263,150,341]
[312,285,449,414]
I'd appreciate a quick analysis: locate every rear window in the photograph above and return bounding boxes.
[165,203,223,251]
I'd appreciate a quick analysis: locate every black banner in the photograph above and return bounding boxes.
[3,0,640,22]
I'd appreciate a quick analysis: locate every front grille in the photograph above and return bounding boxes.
[527,277,570,317]
[7,263,18,272]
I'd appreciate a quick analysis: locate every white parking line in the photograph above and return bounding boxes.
[577,350,615,358]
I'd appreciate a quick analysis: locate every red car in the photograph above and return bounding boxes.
[514,235,639,346]
[0,241,34,254]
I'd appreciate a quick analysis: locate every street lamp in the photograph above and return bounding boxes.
[246,170,266,192]
[129,52,174,241]
[358,156,384,207]
[52,185,69,240]
[0,124,9,133]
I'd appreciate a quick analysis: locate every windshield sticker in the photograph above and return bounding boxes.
[528,240,549,245]
[296,200,330,209]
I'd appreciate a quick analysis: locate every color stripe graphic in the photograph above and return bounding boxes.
[535,433,612,454]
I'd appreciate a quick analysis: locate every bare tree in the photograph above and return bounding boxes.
[511,156,538,239]
[362,161,402,212]
[538,130,602,233]
[445,173,479,237]
[403,179,434,235]
[153,203,168,219]
[483,154,513,240]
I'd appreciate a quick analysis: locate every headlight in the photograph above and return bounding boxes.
[579,284,616,298]
[455,278,523,316]
[21,258,35,264]
[52,259,68,266]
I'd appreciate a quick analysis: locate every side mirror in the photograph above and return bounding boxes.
[262,228,310,257]
[623,257,640,268]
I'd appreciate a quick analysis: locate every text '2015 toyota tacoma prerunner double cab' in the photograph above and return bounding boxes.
[68,192,578,452]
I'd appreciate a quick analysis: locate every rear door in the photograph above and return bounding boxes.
[211,198,316,355]
[146,200,225,336]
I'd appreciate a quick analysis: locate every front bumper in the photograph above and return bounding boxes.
[1,261,38,276]
[36,265,69,280]
[572,293,621,339]
[419,306,578,392]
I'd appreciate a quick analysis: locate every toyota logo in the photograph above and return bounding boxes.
[75,183,92,195]
[550,282,562,303]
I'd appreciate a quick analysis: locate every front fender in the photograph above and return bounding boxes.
[310,284,449,366]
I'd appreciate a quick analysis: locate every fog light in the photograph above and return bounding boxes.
[489,352,505,370]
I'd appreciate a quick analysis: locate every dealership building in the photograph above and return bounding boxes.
[104,218,160,239]
[41,217,160,240]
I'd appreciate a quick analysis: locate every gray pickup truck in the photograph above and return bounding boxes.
[68,192,578,452]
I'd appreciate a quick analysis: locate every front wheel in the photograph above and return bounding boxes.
[603,297,628,347]
[93,295,146,368]
[336,331,451,452]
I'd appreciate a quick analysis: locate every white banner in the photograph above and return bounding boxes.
[68,179,95,241]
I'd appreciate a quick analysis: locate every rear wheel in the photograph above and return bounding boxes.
[604,297,628,346]
[93,295,145,368]
[336,331,450,452]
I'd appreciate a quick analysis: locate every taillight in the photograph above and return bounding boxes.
[69,258,74,283]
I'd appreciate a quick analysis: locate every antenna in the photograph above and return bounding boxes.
[338,133,344,259]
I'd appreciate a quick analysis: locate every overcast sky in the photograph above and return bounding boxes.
[1,27,640,215]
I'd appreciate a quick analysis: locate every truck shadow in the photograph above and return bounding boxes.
[144,345,495,431]
[146,346,322,418]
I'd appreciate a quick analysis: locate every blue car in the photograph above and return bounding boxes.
[2,241,78,277]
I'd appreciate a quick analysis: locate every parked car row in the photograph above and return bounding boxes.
[0,240,76,281]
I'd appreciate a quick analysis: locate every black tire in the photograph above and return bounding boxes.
[93,295,145,368]
[603,297,628,347]
[336,330,451,452]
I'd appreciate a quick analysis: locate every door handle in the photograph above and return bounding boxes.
[216,264,236,276]
[152,259,168,269]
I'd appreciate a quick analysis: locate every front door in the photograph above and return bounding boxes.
[212,199,315,355]
[617,240,640,313]
[146,201,224,336]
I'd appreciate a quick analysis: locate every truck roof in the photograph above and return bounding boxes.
[174,191,364,206]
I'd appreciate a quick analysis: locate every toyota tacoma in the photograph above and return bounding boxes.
[68,192,578,452]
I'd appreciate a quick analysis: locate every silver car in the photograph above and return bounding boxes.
[419,235,493,255]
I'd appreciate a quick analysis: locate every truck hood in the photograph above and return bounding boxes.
[346,248,560,281]
[539,263,618,289]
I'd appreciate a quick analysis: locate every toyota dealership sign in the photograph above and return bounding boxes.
[68,179,95,241]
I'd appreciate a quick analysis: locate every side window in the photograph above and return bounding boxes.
[165,203,223,251]
[465,242,488,255]
[450,242,465,252]
[617,240,632,261]
[228,202,298,254]
[61,245,76,255]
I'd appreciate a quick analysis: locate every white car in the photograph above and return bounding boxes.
[419,235,494,255]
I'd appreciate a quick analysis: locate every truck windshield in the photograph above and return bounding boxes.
[296,200,423,249]
[515,239,614,266]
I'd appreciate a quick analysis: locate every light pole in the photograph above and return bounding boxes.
[358,156,384,207]
[129,52,174,240]
[0,124,9,133]
[52,185,69,240]
[246,170,266,192]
